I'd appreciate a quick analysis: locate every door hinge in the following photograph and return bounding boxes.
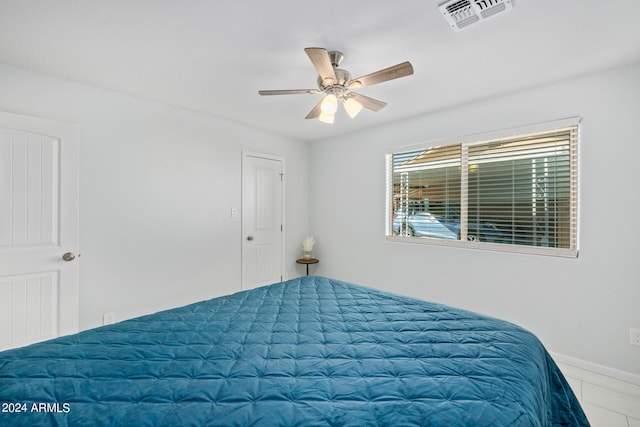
[281,225,283,232]
[280,173,284,181]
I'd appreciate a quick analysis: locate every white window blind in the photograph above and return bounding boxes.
[386,118,579,257]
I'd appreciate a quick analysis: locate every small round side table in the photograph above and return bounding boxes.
[296,258,319,276]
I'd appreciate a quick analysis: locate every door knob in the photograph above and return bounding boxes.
[62,252,76,262]
[247,236,254,241]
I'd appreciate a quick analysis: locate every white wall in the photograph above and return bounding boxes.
[309,62,640,376]
[0,63,310,330]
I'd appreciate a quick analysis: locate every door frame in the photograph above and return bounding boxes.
[241,151,285,289]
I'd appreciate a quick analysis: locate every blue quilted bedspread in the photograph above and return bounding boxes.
[0,276,588,426]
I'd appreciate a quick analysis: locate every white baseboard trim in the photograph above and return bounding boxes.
[550,352,640,386]
[550,352,640,427]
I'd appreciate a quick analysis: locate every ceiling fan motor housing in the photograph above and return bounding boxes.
[318,68,351,92]
[317,51,350,94]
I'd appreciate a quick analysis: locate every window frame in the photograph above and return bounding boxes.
[385,117,580,258]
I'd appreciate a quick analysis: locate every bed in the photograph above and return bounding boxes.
[0,276,588,426]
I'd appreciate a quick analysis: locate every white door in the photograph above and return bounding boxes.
[0,111,79,351]
[241,152,284,290]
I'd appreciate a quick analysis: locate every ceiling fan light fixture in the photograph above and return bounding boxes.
[258,47,414,122]
[320,94,338,114]
[318,111,335,124]
[343,97,363,118]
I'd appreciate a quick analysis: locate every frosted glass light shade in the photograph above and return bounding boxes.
[318,112,335,124]
[343,97,363,118]
[320,94,338,114]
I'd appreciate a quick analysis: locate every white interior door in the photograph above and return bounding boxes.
[241,152,284,290]
[0,111,79,351]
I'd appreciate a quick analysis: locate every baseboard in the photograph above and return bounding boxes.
[550,352,640,427]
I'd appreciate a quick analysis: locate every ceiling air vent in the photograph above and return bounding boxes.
[438,0,512,31]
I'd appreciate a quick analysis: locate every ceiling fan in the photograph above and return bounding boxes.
[258,48,414,124]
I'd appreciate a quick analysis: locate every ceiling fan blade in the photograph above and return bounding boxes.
[304,47,337,85]
[259,89,320,96]
[349,92,387,112]
[348,61,414,89]
[305,98,324,119]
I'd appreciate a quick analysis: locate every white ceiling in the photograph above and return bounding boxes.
[1,0,639,141]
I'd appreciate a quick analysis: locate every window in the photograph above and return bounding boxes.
[386,118,579,257]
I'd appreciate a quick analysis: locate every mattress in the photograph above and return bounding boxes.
[0,276,588,426]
